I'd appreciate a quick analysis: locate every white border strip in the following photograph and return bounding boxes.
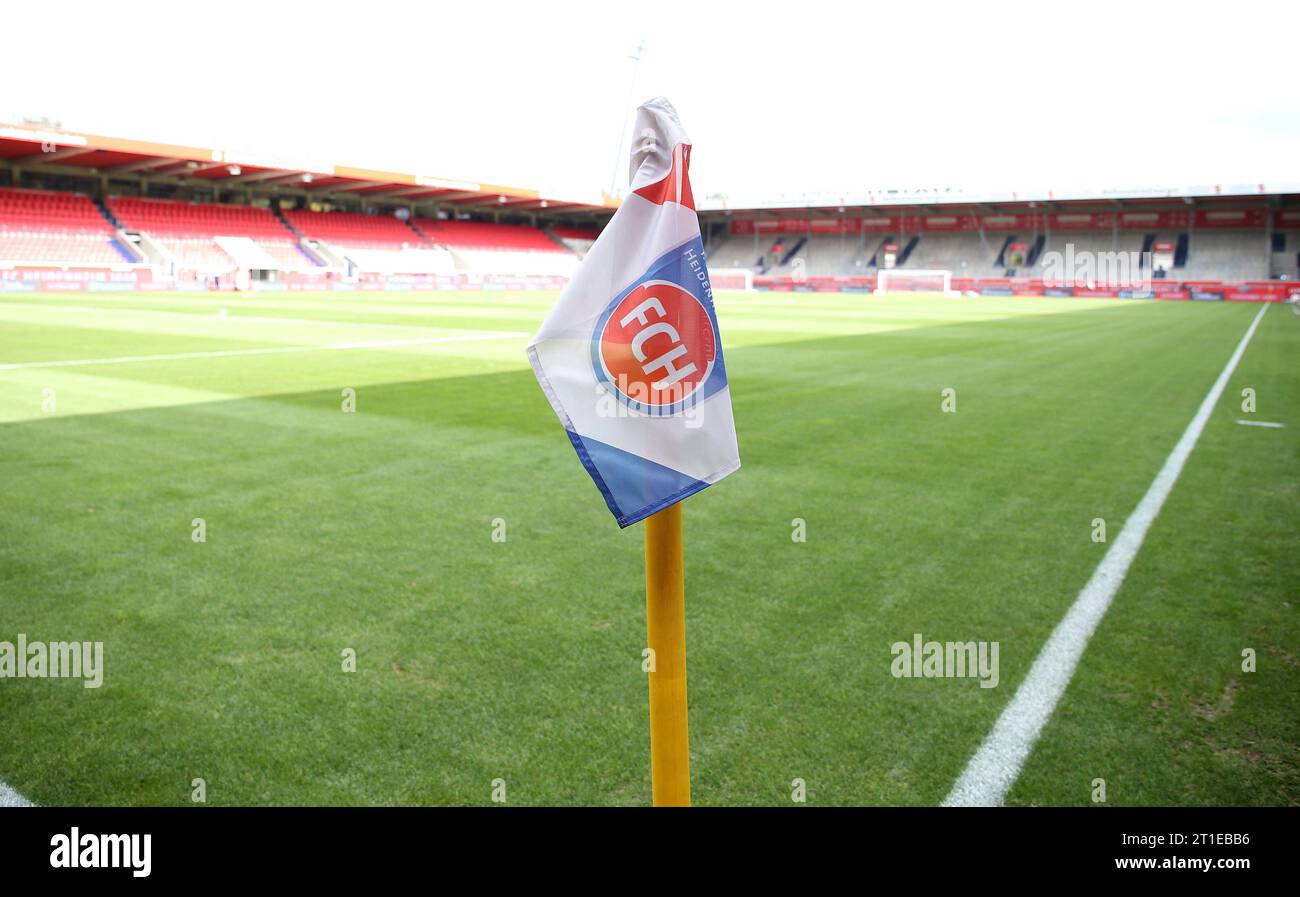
[943,303,1270,807]
[1236,419,1284,428]
[0,781,34,807]
[0,331,530,371]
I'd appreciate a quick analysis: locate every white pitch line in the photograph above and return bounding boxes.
[0,331,530,371]
[0,780,34,807]
[1236,419,1285,428]
[2,299,521,331]
[943,302,1270,807]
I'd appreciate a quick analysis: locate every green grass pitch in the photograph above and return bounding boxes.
[1,289,1296,806]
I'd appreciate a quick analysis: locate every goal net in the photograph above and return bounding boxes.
[874,269,959,297]
[709,267,755,292]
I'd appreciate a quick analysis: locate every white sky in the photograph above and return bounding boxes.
[4,0,1297,204]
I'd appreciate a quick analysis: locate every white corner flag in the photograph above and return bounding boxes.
[527,97,740,527]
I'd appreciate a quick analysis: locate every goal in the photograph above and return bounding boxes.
[874,269,959,297]
[709,267,754,292]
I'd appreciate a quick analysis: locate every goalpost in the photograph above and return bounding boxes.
[709,267,755,292]
[875,269,960,297]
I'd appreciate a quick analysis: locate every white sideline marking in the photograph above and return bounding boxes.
[943,303,1270,807]
[0,331,530,371]
[1236,419,1284,428]
[0,781,34,807]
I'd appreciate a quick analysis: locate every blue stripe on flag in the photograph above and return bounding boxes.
[564,431,709,528]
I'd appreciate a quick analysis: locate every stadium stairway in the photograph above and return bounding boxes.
[1139,231,1190,276]
[273,206,301,238]
[402,218,438,249]
[109,239,138,263]
[867,235,895,268]
[95,199,142,263]
[303,240,345,269]
[97,200,123,231]
[781,237,806,266]
[272,208,328,267]
[542,228,572,252]
[754,237,811,276]
[895,235,919,267]
[108,197,325,274]
[1026,234,1046,267]
[550,226,599,256]
[124,230,170,268]
[1139,233,1156,261]
[995,235,1015,269]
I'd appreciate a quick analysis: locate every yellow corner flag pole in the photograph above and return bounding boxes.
[644,501,690,806]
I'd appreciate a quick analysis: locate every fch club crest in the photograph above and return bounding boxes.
[590,238,727,416]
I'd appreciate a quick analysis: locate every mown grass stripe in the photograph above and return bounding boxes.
[943,303,1270,807]
[0,331,530,370]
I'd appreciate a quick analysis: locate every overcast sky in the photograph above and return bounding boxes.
[5,0,1297,204]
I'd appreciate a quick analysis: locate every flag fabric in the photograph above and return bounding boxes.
[527,97,740,527]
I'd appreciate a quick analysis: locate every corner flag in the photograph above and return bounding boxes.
[527,97,740,527]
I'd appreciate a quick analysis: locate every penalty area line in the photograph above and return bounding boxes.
[0,331,531,371]
[943,302,1270,807]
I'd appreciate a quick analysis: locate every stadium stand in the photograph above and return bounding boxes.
[0,187,129,265]
[0,163,1294,297]
[777,233,869,275]
[898,233,1003,277]
[1180,230,1270,281]
[285,209,421,249]
[284,209,453,275]
[107,197,313,274]
[413,219,579,277]
[745,215,1291,290]
[705,233,772,270]
[2,117,1294,295]
[1031,232,1150,279]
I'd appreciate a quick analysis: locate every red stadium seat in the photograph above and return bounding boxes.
[413,219,567,252]
[0,188,123,265]
[106,196,314,273]
[284,210,426,250]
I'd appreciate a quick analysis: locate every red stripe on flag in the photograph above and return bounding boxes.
[633,143,695,210]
